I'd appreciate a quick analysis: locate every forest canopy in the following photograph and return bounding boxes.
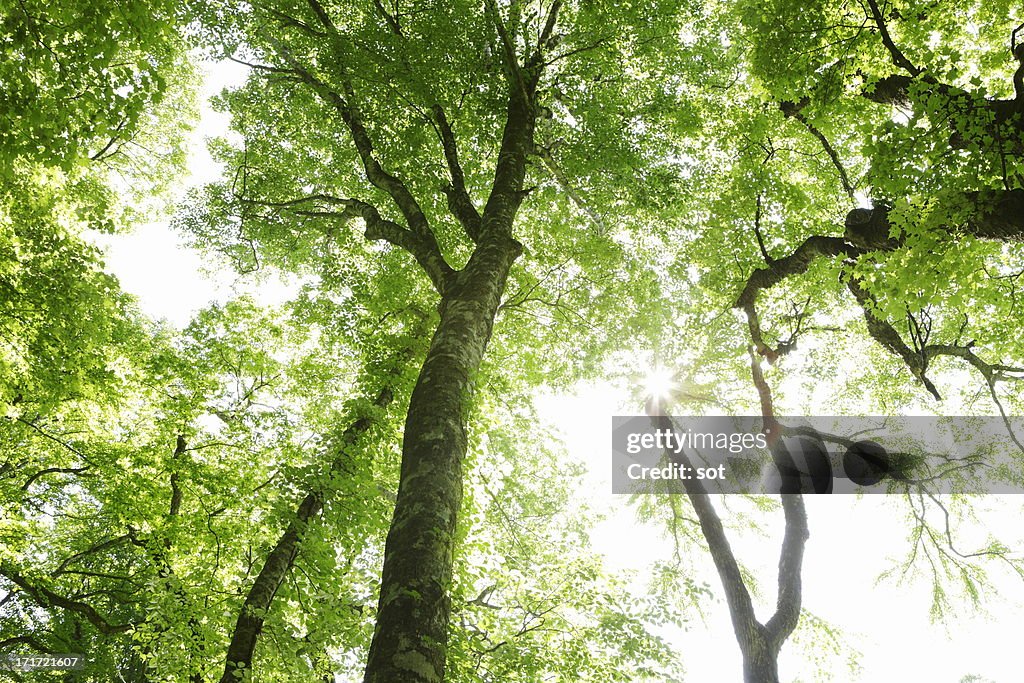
[2,0,1024,681]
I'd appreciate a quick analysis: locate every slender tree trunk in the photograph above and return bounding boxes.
[219,344,411,682]
[650,352,809,683]
[362,236,522,683]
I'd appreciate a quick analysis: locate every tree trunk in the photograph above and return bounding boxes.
[741,633,781,683]
[219,382,399,683]
[362,236,522,683]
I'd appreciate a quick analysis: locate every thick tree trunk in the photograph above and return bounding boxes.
[740,626,780,683]
[362,236,521,683]
[360,27,540,676]
[743,654,781,682]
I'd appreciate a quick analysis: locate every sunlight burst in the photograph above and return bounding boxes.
[643,367,675,399]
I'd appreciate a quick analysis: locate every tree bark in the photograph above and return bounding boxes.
[843,190,1024,248]
[741,629,781,683]
[648,420,806,683]
[650,352,809,683]
[258,5,550,679]
[361,236,522,683]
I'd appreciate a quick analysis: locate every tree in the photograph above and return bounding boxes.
[6,0,1024,680]
[182,1,692,680]
[0,0,197,409]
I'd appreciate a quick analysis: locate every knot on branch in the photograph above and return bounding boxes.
[779,97,810,118]
[843,206,902,250]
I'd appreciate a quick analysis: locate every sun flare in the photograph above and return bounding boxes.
[643,367,675,399]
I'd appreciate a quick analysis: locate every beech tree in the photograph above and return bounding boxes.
[6,0,687,681]
[0,0,196,408]
[182,1,691,681]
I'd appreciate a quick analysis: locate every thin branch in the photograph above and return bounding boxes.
[748,351,809,651]
[846,277,942,399]
[53,536,131,576]
[924,491,1013,560]
[0,563,132,635]
[370,0,403,35]
[865,0,921,76]
[13,417,97,467]
[20,465,91,491]
[433,105,482,242]
[542,34,614,67]
[0,634,56,655]
[753,193,772,263]
[264,6,327,37]
[240,193,453,294]
[227,55,300,75]
[536,144,609,235]
[924,344,1024,453]
[89,118,129,161]
[780,99,855,198]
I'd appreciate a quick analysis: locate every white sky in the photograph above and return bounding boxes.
[96,60,1024,682]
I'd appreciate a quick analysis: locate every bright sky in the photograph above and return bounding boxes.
[97,60,1024,683]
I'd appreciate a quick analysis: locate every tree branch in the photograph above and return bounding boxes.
[734,235,860,361]
[865,0,921,76]
[779,99,855,199]
[846,277,942,399]
[0,563,131,635]
[433,105,482,242]
[536,144,609,235]
[20,465,90,491]
[748,351,808,651]
[169,435,186,517]
[485,0,527,96]
[646,415,761,658]
[924,343,1024,453]
[219,351,411,683]
[52,536,131,577]
[352,199,455,294]
[239,193,454,294]
[227,55,302,75]
[261,30,455,290]
[752,193,772,263]
[537,0,563,52]
[304,0,336,32]
[734,236,858,310]
[370,0,402,35]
